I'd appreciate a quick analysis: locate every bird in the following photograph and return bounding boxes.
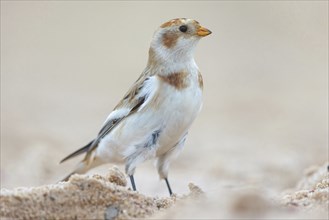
[60,18,211,196]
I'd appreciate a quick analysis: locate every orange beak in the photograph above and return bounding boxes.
[197,26,212,37]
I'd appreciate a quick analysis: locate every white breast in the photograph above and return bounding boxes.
[154,75,202,155]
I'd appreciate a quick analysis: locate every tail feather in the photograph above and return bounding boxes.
[60,150,104,182]
[60,161,90,182]
[60,140,94,164]
[61,172,75,182]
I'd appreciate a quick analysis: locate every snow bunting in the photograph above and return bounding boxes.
[60,18,211,195]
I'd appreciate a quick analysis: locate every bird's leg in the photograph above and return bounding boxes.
[129,175,137,191]
[165,177,173,196]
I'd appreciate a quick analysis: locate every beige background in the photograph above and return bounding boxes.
[1,1,328,198]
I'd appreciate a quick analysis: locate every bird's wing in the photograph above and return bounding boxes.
[60,70,158,163]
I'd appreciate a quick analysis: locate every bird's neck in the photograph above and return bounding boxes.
[146,46,197,76]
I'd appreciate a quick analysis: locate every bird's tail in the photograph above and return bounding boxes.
[60,148,103,182]
[61,162,85,181]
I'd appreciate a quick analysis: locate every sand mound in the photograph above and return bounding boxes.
[281,162,328,212]
[1,164,327,219]
[0,167,202,219]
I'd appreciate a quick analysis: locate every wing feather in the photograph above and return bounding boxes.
[60,71,156,163]
[59,140,94,163]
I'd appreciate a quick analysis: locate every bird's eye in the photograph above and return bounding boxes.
[179,25,188,33]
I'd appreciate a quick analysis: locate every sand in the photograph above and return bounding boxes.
[1,164,328,219]
[0,167,199,219]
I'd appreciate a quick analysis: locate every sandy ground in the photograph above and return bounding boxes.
[0,167,178,219]
[1,164,328,219]
[1,1,328,219]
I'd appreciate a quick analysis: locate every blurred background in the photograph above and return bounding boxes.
[1,0,328,199]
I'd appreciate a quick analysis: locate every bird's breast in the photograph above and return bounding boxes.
[150,73,203,154]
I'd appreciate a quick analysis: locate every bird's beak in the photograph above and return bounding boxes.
[197,26,212,37]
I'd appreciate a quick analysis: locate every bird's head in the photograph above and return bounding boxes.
[148,18,211,67]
